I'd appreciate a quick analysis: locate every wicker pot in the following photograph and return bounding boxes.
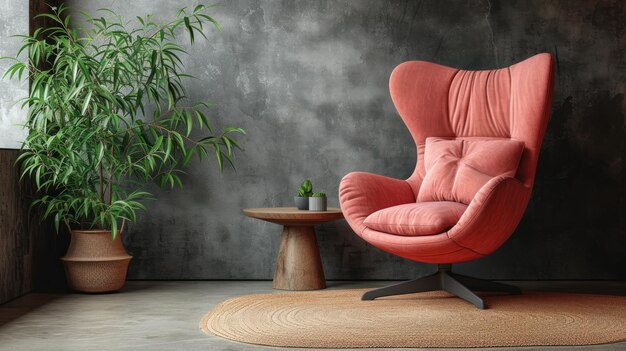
[61,230,132,293]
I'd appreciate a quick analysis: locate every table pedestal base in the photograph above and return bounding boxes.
[273,225,326,290]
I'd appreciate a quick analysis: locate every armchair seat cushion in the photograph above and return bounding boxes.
[363,201,468,236]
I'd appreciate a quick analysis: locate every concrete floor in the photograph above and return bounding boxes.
[0,281,625,351]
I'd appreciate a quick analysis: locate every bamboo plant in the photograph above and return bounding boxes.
[2,4,244,238]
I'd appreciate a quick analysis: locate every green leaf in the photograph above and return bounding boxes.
[214,147,223,171]
[183,17,194,44]
[224,127,246,134]
[182,147,194,166]
[111,218,118,239]
[77,59,89,77]
[81,90,92,115]
[97,142,105,162]
[223,136,232,155]
[150,135,163,154]
[197,14,222,31]
[164,137,172,160]
[185,110,192,136]
[54,213,60,233]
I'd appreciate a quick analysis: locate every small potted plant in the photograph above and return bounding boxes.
[294,179,313,210]
[309,192,327,211]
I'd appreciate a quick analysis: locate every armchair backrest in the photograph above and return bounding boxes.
[389,54,554,194]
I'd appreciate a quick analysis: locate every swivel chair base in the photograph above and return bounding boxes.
[362,264,521,309]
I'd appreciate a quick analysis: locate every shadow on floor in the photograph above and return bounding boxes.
[0,294,61,327]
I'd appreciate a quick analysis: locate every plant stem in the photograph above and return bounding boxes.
[119,218,126,236]
[99,161,104,202]
[108,149,114,205]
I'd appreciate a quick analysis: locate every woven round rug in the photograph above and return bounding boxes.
[199,289,626,348]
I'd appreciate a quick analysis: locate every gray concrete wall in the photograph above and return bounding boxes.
[0,0,28,148]
[64,0,625,280]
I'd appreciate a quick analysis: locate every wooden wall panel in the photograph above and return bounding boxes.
[0,150,32,304]
[0,149,64,304]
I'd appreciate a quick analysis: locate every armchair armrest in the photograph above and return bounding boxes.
[447,176,531,255]
[339,172,415,236]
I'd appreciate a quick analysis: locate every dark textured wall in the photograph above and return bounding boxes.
[0,149,66,299]
[0,150,30,303]
[63,0,625,280]
[0,149,62,301]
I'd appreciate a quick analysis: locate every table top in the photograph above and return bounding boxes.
[243,207,343,226]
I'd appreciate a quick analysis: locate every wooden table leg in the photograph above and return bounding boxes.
[273,225,326,290]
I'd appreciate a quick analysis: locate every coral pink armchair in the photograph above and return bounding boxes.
[339,54,554,309]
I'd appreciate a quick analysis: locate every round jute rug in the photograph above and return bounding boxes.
[199,289,626,348]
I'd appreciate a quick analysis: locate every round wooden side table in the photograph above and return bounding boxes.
[243,207,343,291]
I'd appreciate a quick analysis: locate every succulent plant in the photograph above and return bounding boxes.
[312,192,326,197]
[297,179,313,197]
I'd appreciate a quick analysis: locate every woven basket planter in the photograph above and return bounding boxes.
[61,230,132,293]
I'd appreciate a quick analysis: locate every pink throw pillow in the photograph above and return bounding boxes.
[417,138,524,204]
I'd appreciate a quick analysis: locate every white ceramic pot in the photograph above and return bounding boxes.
[308,197,327,211]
